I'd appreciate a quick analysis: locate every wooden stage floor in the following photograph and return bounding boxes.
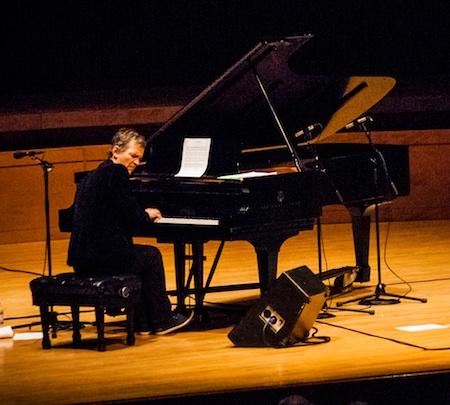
[1,220,450,404]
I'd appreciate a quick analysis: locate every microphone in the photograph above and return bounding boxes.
[345,116,374,130]
[13,150,44,159]
[294,123,323,143]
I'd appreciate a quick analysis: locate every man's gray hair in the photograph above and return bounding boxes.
[109,128,145,156]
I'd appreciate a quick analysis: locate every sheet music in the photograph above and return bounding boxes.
[174,138,211,177]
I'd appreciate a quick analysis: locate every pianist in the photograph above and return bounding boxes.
[67,127,193,334]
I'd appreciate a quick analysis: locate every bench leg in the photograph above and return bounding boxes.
[40,304,51,349]
[95,305,106,351]
[71,305,81,346]
[49,306,59,339]
[126,305,135,346]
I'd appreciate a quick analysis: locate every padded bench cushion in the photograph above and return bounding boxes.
[30,273,141,350]
[30,273,142,305]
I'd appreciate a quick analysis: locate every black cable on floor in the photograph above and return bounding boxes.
[317,319,450,351]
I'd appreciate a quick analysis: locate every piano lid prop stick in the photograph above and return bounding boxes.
[252,69,306,172]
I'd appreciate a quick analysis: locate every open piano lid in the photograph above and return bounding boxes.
[145,35,395,174]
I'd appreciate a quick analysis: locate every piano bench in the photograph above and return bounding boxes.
[29,273,142,351]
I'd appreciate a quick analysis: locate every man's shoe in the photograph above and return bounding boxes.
[154,312,194,335]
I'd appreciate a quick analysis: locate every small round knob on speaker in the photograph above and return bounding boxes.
[119,286,130,298]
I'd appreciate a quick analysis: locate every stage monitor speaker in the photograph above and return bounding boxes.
[228,266,327,347]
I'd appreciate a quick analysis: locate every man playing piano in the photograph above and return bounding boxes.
[67,127,193,334]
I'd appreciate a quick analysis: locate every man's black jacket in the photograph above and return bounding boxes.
[68,160,151,273]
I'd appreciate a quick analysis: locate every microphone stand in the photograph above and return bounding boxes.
[299,131,373,316]
[337,122,427,306]
[252,72,371,314]
[21,155,72,334]
[35,156,54,278]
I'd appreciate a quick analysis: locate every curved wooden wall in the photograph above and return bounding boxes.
[0,129,449,244]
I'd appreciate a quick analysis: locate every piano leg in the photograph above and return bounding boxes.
[249,232,299,294]
[191,242,207,322]
[349,207,371,282]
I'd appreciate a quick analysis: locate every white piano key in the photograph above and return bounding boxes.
[156,217,220,226]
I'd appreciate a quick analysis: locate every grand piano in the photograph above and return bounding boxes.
[61,35,409,319]
[127,35,409,317]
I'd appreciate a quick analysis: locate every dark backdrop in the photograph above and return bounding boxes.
[1,0,449,151]
[2,1,449,97]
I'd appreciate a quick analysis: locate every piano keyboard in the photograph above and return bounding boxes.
[156,217,220,226]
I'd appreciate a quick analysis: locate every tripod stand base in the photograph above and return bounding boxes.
[359,296,400,306]
[358,282,427,306]
[336,281,427,307]
[318,311,336,319]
